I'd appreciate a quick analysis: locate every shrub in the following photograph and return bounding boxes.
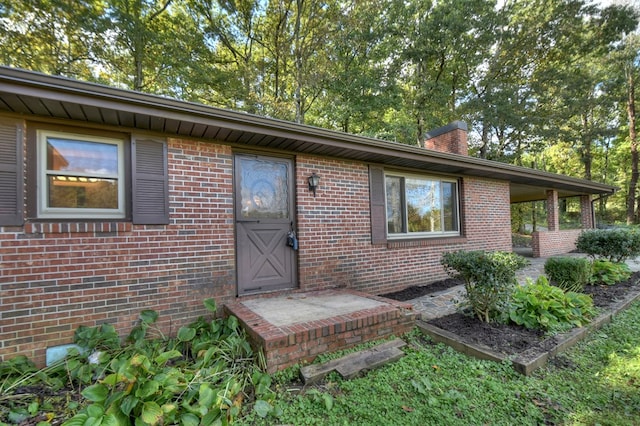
[507,276,596,332]
[441,250,529,323]
[544,256,592,292]
[590,260,632,286]
[576,228,640,263]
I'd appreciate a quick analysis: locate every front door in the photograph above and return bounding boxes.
[234,154,297,295]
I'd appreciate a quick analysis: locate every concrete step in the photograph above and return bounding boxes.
[300,338,406,384]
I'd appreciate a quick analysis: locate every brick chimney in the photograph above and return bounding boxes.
[423,121,468,156]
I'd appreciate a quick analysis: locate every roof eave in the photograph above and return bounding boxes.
[0,67,617,201]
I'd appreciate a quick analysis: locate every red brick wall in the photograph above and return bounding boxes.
[532,229,583,257]
[295,155,512,295]
[1,136,513,365]
[1,138,238,366]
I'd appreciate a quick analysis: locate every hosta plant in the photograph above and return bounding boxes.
[507,276,596,332]
[590,260,632,286]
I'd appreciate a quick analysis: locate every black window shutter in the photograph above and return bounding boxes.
[132,136,169,225]
[369,165,386,244]
[0,120,23,226]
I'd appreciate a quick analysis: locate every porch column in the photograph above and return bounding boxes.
[580,195,594,229]
[546,190,559,231]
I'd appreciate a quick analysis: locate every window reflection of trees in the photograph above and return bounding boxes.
[45,138,120,209]
[386,175,458,235]
[240,159,289,219]
[49,177,118,208]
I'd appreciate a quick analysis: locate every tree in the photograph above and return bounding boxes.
[621,34,640,224]
[95,0,199,93]
[390,0,498,145]
[0,0,102,79]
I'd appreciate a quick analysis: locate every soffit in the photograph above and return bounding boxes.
[0,67,616,203]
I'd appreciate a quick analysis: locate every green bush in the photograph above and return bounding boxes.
[441,250,529,323]
[576,228,640,263]
[507,276,596,332]
[590,260,632,286]
[544,256,592,292]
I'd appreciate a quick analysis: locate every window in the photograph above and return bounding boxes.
[37,130,125,219]
[385,173,459,238]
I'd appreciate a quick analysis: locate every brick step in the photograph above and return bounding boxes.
[224,290,416,373]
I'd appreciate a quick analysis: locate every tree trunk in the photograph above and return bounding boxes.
[479,122,489,159]
[627,67,638,225]
[581,113,592,181]
[294,0,304,123]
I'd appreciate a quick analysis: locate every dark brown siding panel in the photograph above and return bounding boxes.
[0,119,23,226]
[132,136,169,225]
[369,165,386,244]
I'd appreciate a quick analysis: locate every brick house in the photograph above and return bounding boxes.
[0,68,615,366]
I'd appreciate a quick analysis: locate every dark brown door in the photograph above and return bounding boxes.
[235,154,297,295]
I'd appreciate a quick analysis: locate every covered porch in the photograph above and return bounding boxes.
[510,183,607,258]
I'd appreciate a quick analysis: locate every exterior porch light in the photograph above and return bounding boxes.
[308,173,320,197]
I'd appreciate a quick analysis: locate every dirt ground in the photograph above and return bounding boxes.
[383,272,640,356]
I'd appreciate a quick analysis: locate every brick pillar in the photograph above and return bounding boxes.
[580,195,594,229]
[424,121,468,156]
[546,190,559,232]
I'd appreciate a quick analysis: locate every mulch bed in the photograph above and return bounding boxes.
[382,272,640,357]
[380,278,463,301]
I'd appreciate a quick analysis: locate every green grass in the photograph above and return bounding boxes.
[239,301,640,425]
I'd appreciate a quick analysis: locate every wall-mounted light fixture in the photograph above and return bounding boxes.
[308,173,320,197]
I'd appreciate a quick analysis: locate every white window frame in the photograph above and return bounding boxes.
[385,172,460,239]
[37,130,126,219]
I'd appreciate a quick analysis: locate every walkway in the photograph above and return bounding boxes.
[413,252,640,320]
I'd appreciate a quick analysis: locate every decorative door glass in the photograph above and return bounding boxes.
[238,158,289,219]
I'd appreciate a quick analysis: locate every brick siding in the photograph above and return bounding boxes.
[532,229,583,257]
[1,136,512,365]
[296,157,512,295]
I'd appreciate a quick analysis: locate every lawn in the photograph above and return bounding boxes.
[239,301,640,425]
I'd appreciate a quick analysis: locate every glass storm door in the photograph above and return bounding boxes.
[234,154,297,295]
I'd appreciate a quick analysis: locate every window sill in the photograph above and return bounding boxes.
[24,221,133,235]
[386,235,467,249]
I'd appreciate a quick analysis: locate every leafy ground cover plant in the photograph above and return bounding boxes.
[0,299,273,425]
[441,250,529,322]
[543,256,592,292]
[0,355,72,424]
[590,259,632,285]
[576,228,640,262]
[506,276,596,332]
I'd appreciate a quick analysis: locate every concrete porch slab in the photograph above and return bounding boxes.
[224,289,416,373]
[240,292,388,327]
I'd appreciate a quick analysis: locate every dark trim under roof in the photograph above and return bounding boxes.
[0,66,616,202]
